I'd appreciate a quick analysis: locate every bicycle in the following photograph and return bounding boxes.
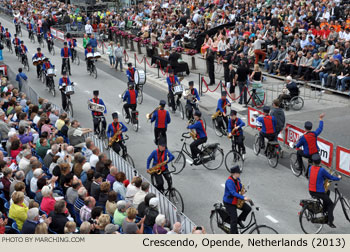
[5,39,13,53]
[15,23,22,37]
[150,170,184,213]
[108,135,135,167]
[289,146,313,177]
[37,33,44,48]
[299,181,350,234]
[21,54,29,71]
[212,114,228,137]
[167,87,184,120]
[171,132,224,174]
[210,200,279,234]
[44,69,56,97]
[29,30,35,43]
[60,82,75,117]
[225,135,245,173]
[94,115,108,149]
[62,58,69,75]
[135,84,144,104]
[71,48,80,65]
[47,39,55,56]
[88,59,98,79]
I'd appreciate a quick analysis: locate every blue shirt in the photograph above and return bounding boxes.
[126,67,136,82]
[16,72,28,83]
[308,166,340,193]
[187,119,207,138]
[223,177,244,204]
[58,77,71,87]
[61,47,72,58]
[188,88,200,101]
[32,52,44,60]
[89,38,97,48]
[146,149,175,170]
[166,75,180,92]
[227,117,245,135]
[89,98,107,115]
[257,115,277,134]
[217,98,231,113]
[296,121,323,156]
[19,45,28,54]
[151,109,171,128]
[123,90,138,104]
[12,37,21,45]
[107,122,128,138]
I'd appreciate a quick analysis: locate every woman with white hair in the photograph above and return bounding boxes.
[153,214,168,234]
[40,186,56,215]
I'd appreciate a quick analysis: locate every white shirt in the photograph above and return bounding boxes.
[125,184,140,203]
[30,177,38,193]
[85,24,92,34]
[132,190,147,208]
[217,40,227,52]
[33,115,40,125]
[89,154,99,168]
[18,157,31,175]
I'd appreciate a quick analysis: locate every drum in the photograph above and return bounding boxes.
[134,69,146,85]
[87,53,94,59]
[173,85,184,95]
[46,68,55,76]
[65,85,75,95]
[32,58,39,66]
[93,52,101,59]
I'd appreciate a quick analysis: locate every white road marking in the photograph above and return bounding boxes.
[265,215,279,224]
[221,184,225,188]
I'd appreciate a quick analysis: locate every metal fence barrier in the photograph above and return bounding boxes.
[6,62,196,234]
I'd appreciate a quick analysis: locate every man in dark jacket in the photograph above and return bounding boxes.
[22,207,52,234]
[271,99,285,142]
[49,200,69,234]
[206,49,215,85]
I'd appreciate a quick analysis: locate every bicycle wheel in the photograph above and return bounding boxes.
[253,134,261,156]
[290,153,302,177]
[291,96,304,111]
[122,107,130,124]
[30,35,35,43]
[132,118,139,132]
[9,45,13,54]
[168,188,184,213]
[68,101,74,117]
[267,146,279,168]
[209,211,228,234]
[299,206,324,234]
[170,151,186,175]
[92,65,97,79]
[178,101,184,120]
[40,39,45,48]
[124,154,135,167]
[101,134,109,150]
[249,225,278,234]
[225,150,244,173]
[137,86,143,104]
[24,58,29,71]
[340,197,350,221]
[51,46,55,56]
[41,72,45,83]
[202,147,224,170]
[50,81,56,97]
[212,119,223,137]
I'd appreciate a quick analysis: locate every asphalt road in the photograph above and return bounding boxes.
[1,15,350,234]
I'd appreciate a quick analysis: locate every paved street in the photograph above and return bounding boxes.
[1,15,350,234]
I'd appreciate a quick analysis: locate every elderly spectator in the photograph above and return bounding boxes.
[122,207,145,234]
[125,176,142,204]
[80,196,96,222]
[106,166,117,187]
[1,167,13,200]
[79,221,92,234]
[89,147,100,168]
[43,144,59,168]
[167,222,182,234]
[40,186,56,215]
[10,170,25,196]
[10,182,30,207]
[113,172,126,199]
[9,191,29,230]
[66,179,82,205]
[153,214,168,234]
[49,200,69,234]
[106,191,118,216]
[90,172,103,200]
[22,207,52,234]
[67,120,93,148]
[98,181,110,207]
[30,168,45,193]
[0,110,11,140]
[74,187,88,214]
[49,109,59,126]
[81,138,94,161]
[133,182,150,209]
[144,197,160,227]
[113,200,128,226]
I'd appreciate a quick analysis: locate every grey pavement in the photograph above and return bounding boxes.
[1,15,350,234]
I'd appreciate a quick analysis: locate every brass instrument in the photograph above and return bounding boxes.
[324,167,334,192]
[187,120,197,140]
[147,159,168,175]
[87,100,106,113]
[212,103,229,120]
[184,89,197,103]
[227,128,238,139]
[108,128,122,146]
[146,106,161,120]
[236,185,246,209]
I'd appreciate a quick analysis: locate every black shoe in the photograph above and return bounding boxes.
[328,222,336,228]
[242,149,246,155]
[125,115,130,119]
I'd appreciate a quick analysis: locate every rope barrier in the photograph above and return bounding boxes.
[222,83,246,101]
[201,77,221,93]
[145,57,155,68]
[134,53,144,64]
[124,50,129,62]
[158,61,171,76]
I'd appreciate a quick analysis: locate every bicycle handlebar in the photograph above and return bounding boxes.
[181,132,191,139]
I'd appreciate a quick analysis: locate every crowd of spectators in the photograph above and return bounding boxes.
[0,71,183,234]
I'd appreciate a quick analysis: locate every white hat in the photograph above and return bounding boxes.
[149,197,159,207]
